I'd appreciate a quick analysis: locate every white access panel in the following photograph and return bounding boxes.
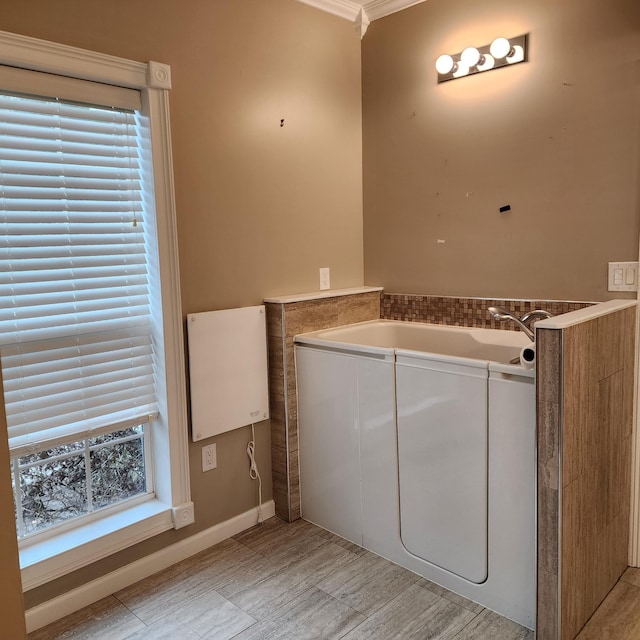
[487,369,536,626]
[297,345,363,545]
[187,305,269,442]
[396,354,489,584]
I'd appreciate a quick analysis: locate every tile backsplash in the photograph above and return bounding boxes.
[381,293,593,329]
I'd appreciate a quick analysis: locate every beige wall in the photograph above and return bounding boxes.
[0,0,363,608]
[362,0,640,301]
[0,0,364,306]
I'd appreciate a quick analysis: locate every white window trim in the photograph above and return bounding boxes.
[0,29,194,591]
[20,500,173,591]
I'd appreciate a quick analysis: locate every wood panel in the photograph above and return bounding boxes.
[561,308,634,640]
[537,305,635,640]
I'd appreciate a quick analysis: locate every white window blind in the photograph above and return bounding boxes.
[0,92,158,455]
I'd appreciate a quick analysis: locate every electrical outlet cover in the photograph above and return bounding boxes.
[202,443,217,471]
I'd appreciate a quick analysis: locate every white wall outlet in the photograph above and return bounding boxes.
[608,262,639,292]
[202,443,217,471]
[319,267,330,290]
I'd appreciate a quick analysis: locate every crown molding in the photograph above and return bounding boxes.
[296,0,361,21]
[362,0,427,21]
[354,9,371,39]
[294,0,426,24]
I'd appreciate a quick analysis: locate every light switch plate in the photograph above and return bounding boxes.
[319,267,330,290]
[608,262,638,292]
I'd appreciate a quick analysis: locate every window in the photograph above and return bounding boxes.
[0,31,193,591]
[0,92,158,539]
[13,425,149,538]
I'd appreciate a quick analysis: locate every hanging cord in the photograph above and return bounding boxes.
[246,423,263,524]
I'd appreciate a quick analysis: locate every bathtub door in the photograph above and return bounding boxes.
[395,353,489,584]
[296,345,362,544]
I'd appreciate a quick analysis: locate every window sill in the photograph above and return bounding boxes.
[20,499,174,591]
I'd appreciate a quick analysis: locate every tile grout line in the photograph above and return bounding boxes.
[415,579,486,615]
[112,592,144,625]
[312,573,414,640]
[449,608,486,639]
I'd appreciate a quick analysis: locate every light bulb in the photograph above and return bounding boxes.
[452,61,469,78]
[490,37,511,59]
[435,54,455,75]
[476,54,495,72]
[460,47,480,68]
[506,45,525,64]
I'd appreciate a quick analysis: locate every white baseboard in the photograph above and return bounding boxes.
[25,500,275,633]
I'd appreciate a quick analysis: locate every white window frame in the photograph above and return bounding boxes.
[0,29,193,591]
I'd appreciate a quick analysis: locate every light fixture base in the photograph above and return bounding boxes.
[436,34,528,84]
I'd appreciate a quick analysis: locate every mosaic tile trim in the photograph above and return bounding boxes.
[381,293,593,330]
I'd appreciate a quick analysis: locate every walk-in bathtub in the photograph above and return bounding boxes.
[295,319,535,629]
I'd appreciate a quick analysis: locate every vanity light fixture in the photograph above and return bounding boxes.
[436,34,528,83]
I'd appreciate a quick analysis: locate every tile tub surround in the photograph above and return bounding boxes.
[265,288,595,523]
[535,301,637,640]
[381,293,593,329]
[264,288,382,522]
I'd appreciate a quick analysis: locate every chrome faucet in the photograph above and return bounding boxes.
[520,309,553,324]
[487,306,552,341]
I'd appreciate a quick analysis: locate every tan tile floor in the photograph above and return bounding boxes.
[27,517,536,639]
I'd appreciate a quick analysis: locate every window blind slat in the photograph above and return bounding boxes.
[1,260,147,274]
[8,395,157,440]
[1,174,140,189]
[0,233,145,247]
[2,162,140,184]
[0,244,146,257]
[1,286,150,308]
[0,130,140,150]
[1,328,152,364]
[0,313,152,347]
[2,347,154,386]
[0,296,150,321]
[0,269,148,288]
[4,365,156,407]
[1,186,143,201]
[0,152,141,170]
[0,93,158,448]
[1,202,143,213]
